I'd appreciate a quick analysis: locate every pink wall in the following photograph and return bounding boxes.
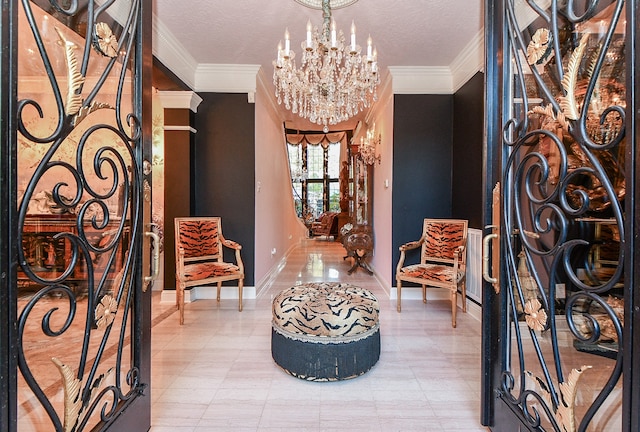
[369,76,394,287]
[254,72,308,289]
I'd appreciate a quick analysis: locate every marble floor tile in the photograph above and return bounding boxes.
[143,238,489,431]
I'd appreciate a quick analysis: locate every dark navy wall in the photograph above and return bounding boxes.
[452,72,484,229]
[392,94,454,274]
[193,93,256,285]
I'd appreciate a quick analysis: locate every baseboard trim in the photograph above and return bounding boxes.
[160,285,256,304]
[389,287,482,322]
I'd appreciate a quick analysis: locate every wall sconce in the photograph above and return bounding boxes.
[359,123,381,165]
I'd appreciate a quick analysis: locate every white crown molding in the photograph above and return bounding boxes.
[157,90,203,112]
[96,0,129,27]
[152,14,198,90]
[388,66,453,94]
[153,14,485,96]
[451,30,485,92]
[194,64,261,93]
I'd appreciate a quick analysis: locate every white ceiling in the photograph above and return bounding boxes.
[152,0,485,129]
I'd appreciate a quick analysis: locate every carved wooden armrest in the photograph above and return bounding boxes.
[222,239,242,250]
[220,237,244,273]
[399,239,423,252]
[176,246,186,279]
[453,245,466,270]
[396,238,422,273]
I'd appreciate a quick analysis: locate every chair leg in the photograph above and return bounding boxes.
[451,289,457,328]
[178,282,185,325]
[422,284,427,303]
[216,282,221,302]
[461,281,467,313]
[396,280,402,312]
[238,279,244,312]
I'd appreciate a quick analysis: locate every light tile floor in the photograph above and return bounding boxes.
[150,239,488,431]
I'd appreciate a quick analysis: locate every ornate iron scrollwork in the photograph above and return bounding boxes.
[501,0,625,430]
[16,1,143,430]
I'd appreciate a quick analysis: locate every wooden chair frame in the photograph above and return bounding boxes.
[175,217,244,325]
[395,218,468,327]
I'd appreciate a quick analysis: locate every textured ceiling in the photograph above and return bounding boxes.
[153,0,483,75]
[152,0,483,130]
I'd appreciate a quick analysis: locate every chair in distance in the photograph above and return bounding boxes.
[174,217,244,325]
[395,218,468,327]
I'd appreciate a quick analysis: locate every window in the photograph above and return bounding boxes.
[288,141,341,218]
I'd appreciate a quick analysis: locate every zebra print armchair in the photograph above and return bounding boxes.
[395,218,468,327]
[174,217,244,325]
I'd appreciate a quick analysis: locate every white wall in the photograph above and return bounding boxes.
[254,70,307,290]
[368,74,394,287]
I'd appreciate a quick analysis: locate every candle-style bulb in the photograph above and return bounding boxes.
[350,21,356,51]
[284,28,290,57]
[306,20,312,48]
[331,18,337,48]
[277,41,283,64]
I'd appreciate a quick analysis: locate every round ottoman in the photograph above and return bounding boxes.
[271,282,380,381]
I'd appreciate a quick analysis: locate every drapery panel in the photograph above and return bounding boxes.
[286,132,347,148]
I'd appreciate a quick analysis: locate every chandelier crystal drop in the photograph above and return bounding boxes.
[273,0,380,133]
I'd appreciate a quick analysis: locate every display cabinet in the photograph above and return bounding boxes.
[349,145,373,226]
[19,214,129,295]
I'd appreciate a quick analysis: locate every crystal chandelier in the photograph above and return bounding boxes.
[273,0,380,133]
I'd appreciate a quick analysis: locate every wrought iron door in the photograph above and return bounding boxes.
[1,0,153,430]
[482,0,639,430]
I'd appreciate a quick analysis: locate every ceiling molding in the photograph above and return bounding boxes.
[152,14,198,89]
[96,0,129,26]
[450,30,485,92]
[194,64,261,93]
[157,91,203,112]
[388,66,453,94]
[152,13,485,96]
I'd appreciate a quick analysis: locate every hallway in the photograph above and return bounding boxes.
[150,239,486,431]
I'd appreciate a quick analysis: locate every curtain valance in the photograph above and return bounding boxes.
[286,131,347,149]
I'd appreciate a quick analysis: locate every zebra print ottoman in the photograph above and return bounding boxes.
[271,282,380,381]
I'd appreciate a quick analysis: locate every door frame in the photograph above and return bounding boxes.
[481,0,505,427]
[622,0,640,427]
[0,0,20,430]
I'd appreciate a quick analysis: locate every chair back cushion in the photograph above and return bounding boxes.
[176,218,221,258]
[422,219,467,263]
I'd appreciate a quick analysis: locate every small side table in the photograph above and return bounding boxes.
[342,224,374,275]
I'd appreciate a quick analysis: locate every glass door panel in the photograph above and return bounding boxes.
[14,1,150,430]
[484,1,628,430]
